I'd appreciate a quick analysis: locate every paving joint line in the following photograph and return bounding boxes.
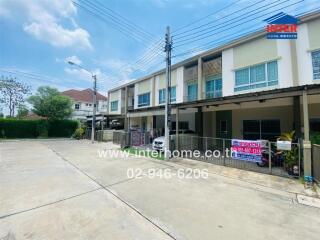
[0,188,102,220]
[45,144,177,240]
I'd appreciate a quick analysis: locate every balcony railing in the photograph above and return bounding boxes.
[204,90,222,99]
[183,94,198,102]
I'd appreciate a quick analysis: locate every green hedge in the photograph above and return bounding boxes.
[0,119,79,138]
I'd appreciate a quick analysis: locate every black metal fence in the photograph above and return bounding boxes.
[109,130,303,178]
[112,130,163,149]
[173,135,302,178]
[312,144,320,184]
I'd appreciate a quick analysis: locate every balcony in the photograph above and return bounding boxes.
[204,91,222,99]
[184,94,198,102]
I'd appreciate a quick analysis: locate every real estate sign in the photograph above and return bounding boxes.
[231,139,262,163]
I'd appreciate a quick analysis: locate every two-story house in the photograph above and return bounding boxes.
[62,88,108,121]
[107,12,320,141]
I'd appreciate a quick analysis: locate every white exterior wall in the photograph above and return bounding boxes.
[71,100,108,120]
[176,67,184,103]
[222,48,234,97]
[154,75,161,106]
[134,84,139,109]
[277,40,294,88]
[109,89,121,115]
[296,23,314,85]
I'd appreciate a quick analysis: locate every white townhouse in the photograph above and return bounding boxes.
[108,12,320,141]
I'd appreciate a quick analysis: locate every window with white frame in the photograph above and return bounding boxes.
[110,100,118,111]
[312,50,320,80]
[158,86,176,104]
[75,103,80,110]
[138,92,150,107]
[159,89,165,104]
[235,61,278,92]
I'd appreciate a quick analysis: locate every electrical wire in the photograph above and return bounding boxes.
[173,0,266,38]
[171,6,320,61]
[173,0,304,48]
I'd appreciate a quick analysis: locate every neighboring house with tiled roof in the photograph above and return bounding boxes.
[61,88,108,121]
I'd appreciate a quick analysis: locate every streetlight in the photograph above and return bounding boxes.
[68,61,97,143]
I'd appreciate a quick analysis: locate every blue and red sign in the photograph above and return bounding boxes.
[231,139,262,163]
[264,12,299,39]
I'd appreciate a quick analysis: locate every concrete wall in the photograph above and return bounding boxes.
[203,111,216,138]
[233,37,277,69]
[308,18,320,51]
[295,23,314,85]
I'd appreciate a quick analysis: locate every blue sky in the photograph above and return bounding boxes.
[0,0,319,107]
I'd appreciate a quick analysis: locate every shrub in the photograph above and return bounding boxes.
[311,132,320,145]
[47,120,78,137]
[73,127,85,140]
[0,119,78,138]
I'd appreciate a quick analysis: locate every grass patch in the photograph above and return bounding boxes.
[121,147,165,160]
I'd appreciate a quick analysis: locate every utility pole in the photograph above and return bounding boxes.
[164,26,172,160]
[67,61,97,144]
[92,75,97,143]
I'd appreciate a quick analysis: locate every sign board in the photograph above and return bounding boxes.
[231,139,262,163]
[264,12,299,39]
[277,140,291,150]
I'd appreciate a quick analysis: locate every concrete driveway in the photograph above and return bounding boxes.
[0,140,319,240]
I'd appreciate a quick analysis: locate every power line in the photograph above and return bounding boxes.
[172,6,320,61]
[174,0,299,45]
[173,0,266,38]
[82,0,155,40]
[73,1,152,46]
[174,0,304,48]
[172,0,243,34]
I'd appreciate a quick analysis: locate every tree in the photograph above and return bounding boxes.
[16,104,29,119]
[28,86,73,120]
[0,76,31,117]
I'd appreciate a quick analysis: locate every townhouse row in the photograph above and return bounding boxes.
[106,12,320,142]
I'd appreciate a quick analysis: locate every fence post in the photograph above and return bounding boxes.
[268,141,272,174]
[298,141,301,178]
[223,139,226,166]
[205,137,208,161]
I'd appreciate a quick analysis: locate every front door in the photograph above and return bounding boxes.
[216,110,232,139]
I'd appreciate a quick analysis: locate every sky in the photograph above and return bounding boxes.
[0,0,319,115]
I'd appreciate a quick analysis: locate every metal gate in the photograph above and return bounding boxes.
[173,135,302,178]
[312,144,320,184]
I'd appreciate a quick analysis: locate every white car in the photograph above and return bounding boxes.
[152,136,165,151]
[152,129,195,151]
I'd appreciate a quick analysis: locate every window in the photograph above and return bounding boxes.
[235,61,278,92]
[312,50,320,80]
[158,86,176,104]
[243,119,280,141]
[138,92,150,107]
[75,103,80,110]
[187,83,198,101]
[170,86,176,102]
[110,101,118,111]
[206,77,222,99]
[159,89,166,104]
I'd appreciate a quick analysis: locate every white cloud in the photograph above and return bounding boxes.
[0,0,92,50]
[65,55,82,65]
